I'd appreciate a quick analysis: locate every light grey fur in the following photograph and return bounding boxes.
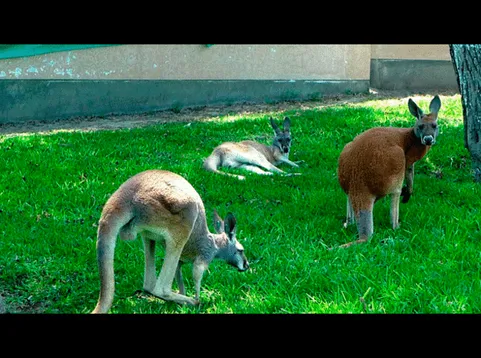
[203,117,302,180]
[92,170,249,313]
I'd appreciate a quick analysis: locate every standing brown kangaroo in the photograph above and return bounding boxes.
[203,117,301,180]
[91,169,249,314]
[336,95,441,248]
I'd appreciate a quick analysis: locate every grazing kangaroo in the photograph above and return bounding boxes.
[336,95,441,248]
[203,117,301,180]
[92,169,249,314]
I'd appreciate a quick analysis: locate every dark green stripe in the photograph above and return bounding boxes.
[0,45,120,60]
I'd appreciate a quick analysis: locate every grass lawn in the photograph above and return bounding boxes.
[1,93,480,314]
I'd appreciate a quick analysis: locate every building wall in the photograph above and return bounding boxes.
[370,44,457,90]
[0,45,371,80]
[371,45,451,60]
[0,44,458,124]
[0,45,372,123]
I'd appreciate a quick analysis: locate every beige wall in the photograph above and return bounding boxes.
[0,44,451,82]
[371,44,451,61]
[0,45,371,81]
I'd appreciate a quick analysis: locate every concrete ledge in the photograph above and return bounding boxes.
[370,59,458,91]
[0,79,369,124]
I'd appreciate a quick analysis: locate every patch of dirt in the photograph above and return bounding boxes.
[0,89,458,139]
[0,294,6,314]
[0,291,46,314]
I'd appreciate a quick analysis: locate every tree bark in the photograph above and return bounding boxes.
[449,44,481,182]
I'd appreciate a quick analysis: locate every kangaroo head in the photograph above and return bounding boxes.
[212,210,249,272]
[408,95,441,146]
[270,116,292,156]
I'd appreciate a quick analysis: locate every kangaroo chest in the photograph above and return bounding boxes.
[180,237,216,263]
[405,145,430,167]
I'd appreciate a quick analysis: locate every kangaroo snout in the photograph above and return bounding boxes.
[239,260,249,271]
[238,263,249,272]
[422,135,434,146]
[232,255,249,272]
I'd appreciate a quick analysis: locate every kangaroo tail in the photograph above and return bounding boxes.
[91,208,134,314]
[203,152,245,180]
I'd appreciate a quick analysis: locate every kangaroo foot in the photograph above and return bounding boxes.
[329,238,369,250]
[149,288,198,306]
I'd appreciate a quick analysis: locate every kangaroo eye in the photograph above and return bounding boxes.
[432,123,437,129]
[419,124,425,130]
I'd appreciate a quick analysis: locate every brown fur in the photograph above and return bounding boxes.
[92,170,249,313]
[336,96,441,248]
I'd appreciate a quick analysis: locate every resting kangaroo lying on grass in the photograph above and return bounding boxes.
[92,169,249,313]
[203,117,302,180]
[336,95,441,248]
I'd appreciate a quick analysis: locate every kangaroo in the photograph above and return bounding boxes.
[203,116,301,180]
[91,169,249,313]
[336,95,441,248]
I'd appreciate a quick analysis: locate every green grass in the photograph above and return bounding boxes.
[1,93,480,314]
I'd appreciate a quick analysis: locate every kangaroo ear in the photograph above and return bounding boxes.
[270,117,281,135]
[429,95,441,114]
[224,212,237,240]
[213,210,224,234]
[283,117,291,132]
[408,98,424,119]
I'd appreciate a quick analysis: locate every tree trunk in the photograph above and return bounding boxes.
[449,44,481,182]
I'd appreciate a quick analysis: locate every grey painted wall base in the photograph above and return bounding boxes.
[370,59,458,91]
[0,79,369,124]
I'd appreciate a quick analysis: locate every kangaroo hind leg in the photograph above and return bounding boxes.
[204,152,246,180]
[343,196,355,228]
[151,231,197,306]
[141,232,157,293]
[149,208,199,306]
[337,194,374,249]
[239,164,273,175]
[240,154,286,175]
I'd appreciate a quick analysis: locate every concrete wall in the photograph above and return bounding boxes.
[0,45,371,80]
[0,45,458,124]
[370,44,457,90]
[0,45,372,123]
[371,45,451,60]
